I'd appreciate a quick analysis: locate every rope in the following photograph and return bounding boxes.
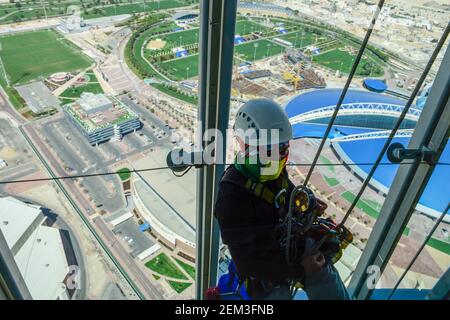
[0,161,448,185]
[302,0,386,187]
[338,22,450,227]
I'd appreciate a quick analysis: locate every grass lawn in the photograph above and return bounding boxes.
[145,253,187,280]
[340,191,410,235]
[174,258,195,280]
[235,20,269,36]
[155,28,199,49]
[116,168,132,181]
[60,82,103,100]
[167,280,192,294]
[131,28,164,80]
[319,155,335,173]
[312,47,384,77]
[276,30,328,48]
[234,39,285,62]
[82,0,193,19]
[365,199,382,211]
[151,83,198,105]
[0,29,91,85]
[323,175,340,187]
[341,191,380,219]
[158,54,199,81]
[427,237,450,255]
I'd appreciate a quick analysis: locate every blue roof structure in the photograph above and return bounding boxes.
[139,223,151,232]
[286,88,447,220]
[175,49,188,58]
[332,136,449,220]
[234,35,246,45]
[285,88,407,139]
[363,79,388,92]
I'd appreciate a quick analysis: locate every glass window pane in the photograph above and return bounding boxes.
[0,0,200,300]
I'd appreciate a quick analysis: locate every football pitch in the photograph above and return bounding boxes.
[158,54,199,81]
[234,39,285,62]
[155,28,200,49]
[0,29,91,85]
[235,20,270,36]
[276,31,329,48]
[312,47,384,76]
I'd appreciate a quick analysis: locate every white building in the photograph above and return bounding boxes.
[0,197,71,300]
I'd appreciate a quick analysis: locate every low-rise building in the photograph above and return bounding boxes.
[63,92,141,146]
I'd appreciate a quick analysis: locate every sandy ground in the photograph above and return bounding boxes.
[0,146,16,161]
[147,39,166,50]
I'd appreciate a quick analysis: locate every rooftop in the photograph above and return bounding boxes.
[15,81,60,114]
[64,94,138,133]
[132,148,196,243]
[78,92,113,114]
[0,197,69,300]
[14,226,69,300]
[0,197,44,249]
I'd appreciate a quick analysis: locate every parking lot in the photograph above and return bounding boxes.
[112,218,157,258]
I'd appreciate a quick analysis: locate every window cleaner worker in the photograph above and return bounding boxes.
[214,99,350,300]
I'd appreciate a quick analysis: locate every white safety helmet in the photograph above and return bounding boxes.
[234,98,293,146]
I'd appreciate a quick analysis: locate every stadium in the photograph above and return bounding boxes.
[285,88,449,222]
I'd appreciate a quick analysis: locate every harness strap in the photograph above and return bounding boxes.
[223,166,289,207]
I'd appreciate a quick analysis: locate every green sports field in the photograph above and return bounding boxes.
[276,31,329,48]
[153,28,200,49]
[0,29,91,85]
[234,39,285,62]
[158,54,199,81]
[235,20,270,36]
[312,47,384,77]
[0,0,196,23]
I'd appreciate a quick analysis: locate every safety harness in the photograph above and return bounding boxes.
[209,165,353,300]
[222,165,291,212]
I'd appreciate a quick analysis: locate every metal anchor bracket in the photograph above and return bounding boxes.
[387,142,436,165]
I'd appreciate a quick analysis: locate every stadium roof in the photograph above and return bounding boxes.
[132,149,196,243]
[172,11,199,20]
[285,88,405,117]
[285,88,408,139]
[0,197,45,249]
[15,226,69,300]
[332,136,450,221]
[0,197,69,299]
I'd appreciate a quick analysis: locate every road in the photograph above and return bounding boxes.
[94,218,164,299]
[19,125,164,300]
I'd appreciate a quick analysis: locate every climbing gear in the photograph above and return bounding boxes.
[279,185,354,266]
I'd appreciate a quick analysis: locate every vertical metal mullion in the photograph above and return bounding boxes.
[426,267,450,300]
[195,0,237,300]
[0,228,32,300]
[348,43,450,300]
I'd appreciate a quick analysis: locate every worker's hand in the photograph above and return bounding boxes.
[313,198,328,217]
[301,251,326,276]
